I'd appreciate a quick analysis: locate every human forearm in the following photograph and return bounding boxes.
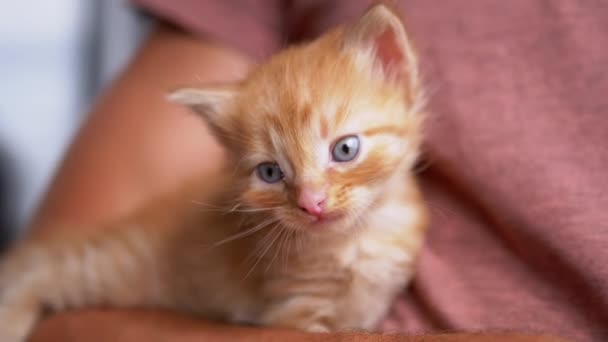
[29,310,566,342]
[29,23,252,233]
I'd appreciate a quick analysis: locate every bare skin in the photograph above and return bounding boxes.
[30,24,243,233]
[28,310,565,342]
[26,24,564,342]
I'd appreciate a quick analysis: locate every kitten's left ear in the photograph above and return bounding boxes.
[168,85,238,140]
[342,4,419,91]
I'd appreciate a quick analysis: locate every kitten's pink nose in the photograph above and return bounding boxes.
[297,188,327,218]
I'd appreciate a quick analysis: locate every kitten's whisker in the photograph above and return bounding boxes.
[265,227,287,273]
[229,207,281,213]
[191,199,246,213]
[230,158,245,178]
[213,217,279,247]
[191,208,227,213]
[244,223,282,279]
[295,228,303,257]
[277,228,291,271]
[423,200,455,221]
[412,156,433,173]
[282,228,295,263]
[228,203,242,212]
[192,199,280,215]
[283,229,296,269]
[190,200,224,209]
[252,224,278,256]
[345,205,367,236]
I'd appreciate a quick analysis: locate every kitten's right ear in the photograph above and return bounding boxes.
[342,3,419,96]
[168,86,238,137]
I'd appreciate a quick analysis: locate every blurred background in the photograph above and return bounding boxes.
[0,0,151,249]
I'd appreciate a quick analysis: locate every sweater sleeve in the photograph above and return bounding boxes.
[131,0,284,60]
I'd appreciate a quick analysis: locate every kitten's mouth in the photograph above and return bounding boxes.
[306,212,344,227]
[286,209,352,231]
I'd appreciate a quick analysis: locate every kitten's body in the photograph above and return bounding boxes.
[0,4,428,341]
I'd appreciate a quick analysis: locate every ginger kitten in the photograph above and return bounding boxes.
[0,4,427,340]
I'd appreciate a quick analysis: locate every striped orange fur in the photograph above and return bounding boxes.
[0,4,428,341]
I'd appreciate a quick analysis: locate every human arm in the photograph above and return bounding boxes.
[29,23,247,232]
[29,310,564,342]
[25,22,565,342]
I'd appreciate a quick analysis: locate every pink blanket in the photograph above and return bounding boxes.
[132,1,608,340]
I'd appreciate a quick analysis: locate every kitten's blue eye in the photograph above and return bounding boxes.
[256,162,283,183]
[332,135,360,162]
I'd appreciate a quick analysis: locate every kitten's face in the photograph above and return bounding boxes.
[233,50,421,233]
[172,5,423,234]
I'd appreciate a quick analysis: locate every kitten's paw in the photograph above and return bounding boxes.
[0,330,28,342]
[265,316,333,333]
[0,308,36,342]
[0,294,40,342]
[302,322,331,333]
[260,298,337,332]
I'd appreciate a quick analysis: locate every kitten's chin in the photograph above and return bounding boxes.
[300,212,362,234]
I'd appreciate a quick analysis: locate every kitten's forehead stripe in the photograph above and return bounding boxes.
[320,116,329,139]
[299,102,313,127]
[262,133,274,155]
[362,126,408,137]
[336,103,351,129]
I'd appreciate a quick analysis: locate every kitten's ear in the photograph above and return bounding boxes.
[168,85,238,138]
[342,3,419,89]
